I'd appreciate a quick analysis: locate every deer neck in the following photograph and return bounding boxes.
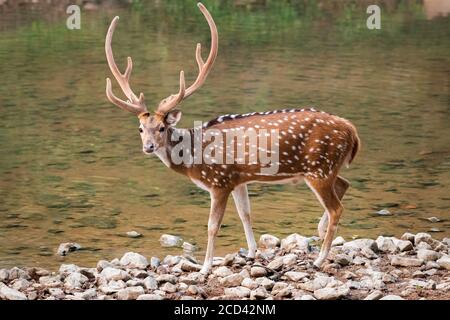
[154,127,194,176]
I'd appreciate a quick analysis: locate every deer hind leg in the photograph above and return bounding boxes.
[232,184,257,259]
[200,189,230,275]
[318,176,349,239]
[305,177,344,268]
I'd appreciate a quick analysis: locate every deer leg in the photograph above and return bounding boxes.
[232,184,257,259]
[306,178,344,268]
[200,189,230,274]
[318,176,349,239]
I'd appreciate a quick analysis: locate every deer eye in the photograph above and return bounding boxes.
[139,128,143,133]
[159,126,165,132]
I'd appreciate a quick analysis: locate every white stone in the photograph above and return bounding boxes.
[380,295,404,300]
[342,239,378,252]
[0,283,27,300]
[250,266,267,277]
[120,252,149,269]
[220,274,244,287]
[314,286,349,300]
[117,286,145,300]
[390,256,423,267]
[137,294,163,300]
[376,236,397,253]
[414,233,432,246]
[258,234,280,249]
[280,233,309,252]
[224,286,251,298]
[64,272,88,289]
[285,271,309,282]
[332,236,346,246]
[396,240,413,252]
[143,276,157,290]
[57,242,81,256]
[417,249,441,262]
[436,255,450,270]
[100,267,129,281]
[213,266,233,277]
[159,234,183,247]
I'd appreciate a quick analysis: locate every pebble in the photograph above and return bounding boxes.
[100,267,129,282]
[417,249,441,262]
[332,236,346,246]
[137,294,164,300]
[250,266,267,277]
[0,283,27,300]
[57,242,81,256]
[380,295,404,300]
[117,286,145,300]
[334,253,352,266]
[220,274,244,287]
[280,233,309,252]
[363,290,383,300]
[396,240,413,252]
[258,234,281,249]
[224,286,251,298]
[126,231,142,238]
[314,286,349,300]
[159,234,183,247]
[284,271,309,282]
[120,252,149,269]
[436,255,450,270]
[390,256,424,267]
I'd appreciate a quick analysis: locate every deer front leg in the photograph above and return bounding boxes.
[232,184,257,259]
[200,189,230,274]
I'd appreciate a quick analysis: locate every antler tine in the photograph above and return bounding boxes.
[184,2,218,99]
[157,71,186,115]
[105,16,147,115]
[156,2,218,115]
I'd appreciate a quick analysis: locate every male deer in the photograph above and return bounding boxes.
[105,3,360,274]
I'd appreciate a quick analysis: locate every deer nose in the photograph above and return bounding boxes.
[143,144,155,153]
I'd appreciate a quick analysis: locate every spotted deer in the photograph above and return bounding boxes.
[105,3,360,274]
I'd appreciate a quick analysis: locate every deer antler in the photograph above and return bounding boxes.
[105,16,148,116]
[156,2,218,115]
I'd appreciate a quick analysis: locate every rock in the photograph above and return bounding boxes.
[284,271,308,282]
[162,255,181,266]
[380,295,404,300]
[298,294,316,300]
[390,256,424,267]
[79,288,97,300]
[39,275,62,288]
[150,257,160,269]
[99,280,126,294]
[120,252,149,269]
[126,231,142,238]
[334,254,352,266]
[156,274,178,285]
[342,239,378,252]
[250,287,269,299]
[220,274,244,287]
[100,267,129,281]
[401,232,415,242]
[313,275,334,290]
[267,257,284,271]
[280,233,309,252]
[436,255,450,270]
[361,247,378,259]
[59,264,79,274]
[160,282,177,293]
[282,253,297,266]
[223,253,236,266]
[213,257,225,266]
[256,277,275,290]
[408,279,436,290]
[0,283,27,300]
[0,269,9,282]
[117,286,145,300]
[159,234,183,247]
[179,272,205,285]
[137,294,163,300]
[64,272,88,289]
[213,266,233,278]
[11,279,30,291]
[417,249,441,262]
[182,242,197,252]
[250,266,267,277]
[376,209,392,216]
[96,260,113,272]
[414,233,432,246]
[57,242,81,256]
[8,267,29,280]
[314,286,349,300]
[427,217,441,223]
[416,242,432,250]
[271,282,288,295]
[49,288,65,299]
[363,290,383,300]
[396,240,413,252]
[241,278,258,290]
[376,236,397,253]
[224,286,251,298]
[332,236,345,246]
[258,234,280,249]
[143,276,157,290]
[180,260,202,272]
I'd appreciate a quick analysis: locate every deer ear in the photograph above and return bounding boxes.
[164,110,182,126]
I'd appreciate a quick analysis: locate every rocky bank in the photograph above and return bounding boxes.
[1,232,449,300]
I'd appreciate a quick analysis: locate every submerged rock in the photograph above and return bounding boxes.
[57,242,81,256]
[159,234,183,247]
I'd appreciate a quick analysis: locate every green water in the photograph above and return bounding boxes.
[0,0,449,270]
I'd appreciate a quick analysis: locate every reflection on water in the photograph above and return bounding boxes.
[0,0,449,270]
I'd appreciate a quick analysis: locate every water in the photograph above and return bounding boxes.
[0,0,449,270]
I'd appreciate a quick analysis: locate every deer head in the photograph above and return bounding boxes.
[105,3,218,154]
